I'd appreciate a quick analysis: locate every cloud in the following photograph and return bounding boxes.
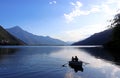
[58,0,120,41]
[65,24,106,41]
[64,1,85,23]
[64,1,100,23]
[91,0,120,15]
[106,0,120,6]
[49,1,57,5]
[64,0,120,23]
[52,24,106,42]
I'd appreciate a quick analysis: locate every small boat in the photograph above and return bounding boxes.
[69,61,83,66]
[69,61,83,72]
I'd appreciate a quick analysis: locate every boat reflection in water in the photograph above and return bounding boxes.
[69,61,84,73]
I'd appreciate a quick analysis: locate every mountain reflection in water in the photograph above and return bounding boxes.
[0,46,119,78]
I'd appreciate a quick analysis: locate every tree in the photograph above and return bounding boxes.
[105,13,120,49]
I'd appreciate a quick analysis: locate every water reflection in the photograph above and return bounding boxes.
[78,47,114,61]
[0,48,18,61]
[49,46,120,78]
[0,46,120,78]
[106,49,120,65]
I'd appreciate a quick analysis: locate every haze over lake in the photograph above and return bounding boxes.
[0,46,120,78]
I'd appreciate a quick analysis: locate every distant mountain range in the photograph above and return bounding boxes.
[72,29,113,45]
[0,26,25,45]
[7,26,67,46]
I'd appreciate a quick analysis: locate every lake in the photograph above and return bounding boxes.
[0,46,120,78]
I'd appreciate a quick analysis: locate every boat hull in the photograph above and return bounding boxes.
[69,61,83,72]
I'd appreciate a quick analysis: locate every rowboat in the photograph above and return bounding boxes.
[69,61,83,66]
[69,61,83,72]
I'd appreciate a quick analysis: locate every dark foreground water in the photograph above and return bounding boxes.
[0,46,120,78]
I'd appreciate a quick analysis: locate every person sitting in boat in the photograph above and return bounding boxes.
[71,56,75,62]
[74,56,78,62]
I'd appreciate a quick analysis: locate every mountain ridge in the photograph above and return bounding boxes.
[7,26,67,45]
[72,29,113,45]
[0,26,25,45]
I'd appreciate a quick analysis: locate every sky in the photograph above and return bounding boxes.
[0,0,120,42]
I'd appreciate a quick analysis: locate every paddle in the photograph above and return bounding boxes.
[78,60,89,66]
[62,62,68,67]
[82,61,89,64]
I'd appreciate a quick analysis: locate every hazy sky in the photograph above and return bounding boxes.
[0,0,120,42]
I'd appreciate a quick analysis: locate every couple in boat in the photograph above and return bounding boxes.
[69,56,83,72]
[70,56,83,66]
[71,56,78,62]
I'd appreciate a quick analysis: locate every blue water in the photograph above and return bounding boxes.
[0,46,120,78]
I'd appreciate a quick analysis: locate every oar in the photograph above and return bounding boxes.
[62,62,68,67]
[82,61,89,64]
[79,60,89,66]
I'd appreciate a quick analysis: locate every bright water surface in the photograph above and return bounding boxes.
[0,46,120,78]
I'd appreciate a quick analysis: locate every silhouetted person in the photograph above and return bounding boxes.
[71,56,75,62]
[75,56,78,62]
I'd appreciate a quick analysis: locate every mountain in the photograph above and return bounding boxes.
[0,26,25,45]
[72,29,113,45]
[66,41,74,45]
[104,13,120,64]
[7,26,67,45]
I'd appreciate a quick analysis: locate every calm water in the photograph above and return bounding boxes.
[0,46,120,78]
